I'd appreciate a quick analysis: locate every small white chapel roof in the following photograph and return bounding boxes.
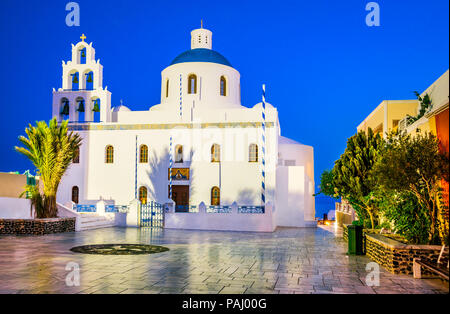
[112,105,131,112]
[279,136,303,145]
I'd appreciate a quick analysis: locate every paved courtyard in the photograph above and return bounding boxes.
[0,226,448,294]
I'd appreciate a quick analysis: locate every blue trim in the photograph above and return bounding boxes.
[170,49,232,67]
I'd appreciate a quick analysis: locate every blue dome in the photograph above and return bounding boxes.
[170,48,232,67]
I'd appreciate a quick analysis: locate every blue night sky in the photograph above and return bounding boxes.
[0,0,448,216]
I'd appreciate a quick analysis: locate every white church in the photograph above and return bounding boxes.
[53,26,316,232]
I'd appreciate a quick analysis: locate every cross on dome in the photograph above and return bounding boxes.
[80,34,86,42]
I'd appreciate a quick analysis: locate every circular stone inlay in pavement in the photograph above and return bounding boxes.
[70,244,169,255]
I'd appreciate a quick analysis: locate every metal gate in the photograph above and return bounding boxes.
[139,201,164,228]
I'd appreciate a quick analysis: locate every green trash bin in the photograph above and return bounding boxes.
[347,225,364,255]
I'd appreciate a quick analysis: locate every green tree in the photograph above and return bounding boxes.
[315,169,337,198]
[373,131,449,244]
[375,189,430,244]
[15,118,82,218]
[333,128,384,229]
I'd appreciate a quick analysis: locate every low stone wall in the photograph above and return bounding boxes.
[365,234,447,275]
[0,218,76,235]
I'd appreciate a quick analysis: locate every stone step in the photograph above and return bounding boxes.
[79,215,115,231]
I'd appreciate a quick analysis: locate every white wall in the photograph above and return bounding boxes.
[0,197,33,219]
[165,204,275,232]
[59,121,279,208]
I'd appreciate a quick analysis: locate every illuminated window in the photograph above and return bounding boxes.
[166,79,169,98]
[249,144,258,162]
[188,74,197,94]
[175,145,183,163]
[220,76,227,96]
[72,186,79,204]
[211,186,220,206]
[140,145,148,163]
[105,145,114,163]
[73,147,80,164]
[139,186,147,204]
[211,144,220,162]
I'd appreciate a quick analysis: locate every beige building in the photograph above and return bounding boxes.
[357,100,418,138]
[0,172,29,198]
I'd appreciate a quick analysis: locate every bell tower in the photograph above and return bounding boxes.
[191,21,212,50]
[52,34,112,123]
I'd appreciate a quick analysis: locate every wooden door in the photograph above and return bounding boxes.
[170,185,189,212]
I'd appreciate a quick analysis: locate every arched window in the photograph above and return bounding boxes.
[211,144,220,162]
[165,79,169,98]
[105,145,114,163]
[211,187,220,206]
[249,144,258,162]
[72,186,79,204]
[139,186,147,204]
[220,76,227,96]
[73,146,80,164]
[140,145,148,163]
[175,145,183,163]
[188,74,197,94]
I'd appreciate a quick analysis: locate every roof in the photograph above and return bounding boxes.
[279,136,303,145]
[112,105,131,112]
[170,48,232,67]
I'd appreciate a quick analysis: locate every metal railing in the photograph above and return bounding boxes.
[175,205,198,212]
[206,205,232,213]
[73,204,97,213]
[238,206,265,214]
[105,205,129,213]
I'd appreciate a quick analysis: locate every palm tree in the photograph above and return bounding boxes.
[15,118,82,218]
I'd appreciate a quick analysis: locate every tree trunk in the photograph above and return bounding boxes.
[43,195,58,218]
[367,207,375,230]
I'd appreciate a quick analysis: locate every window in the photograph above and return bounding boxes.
[139,186,147,204]
[175,145,183,163]
[188,74,197,94]
[211,186,220,206]
[284,160,296,166]
[140,145,148,163]
[220,76,227,96]
[105,145,114,163]
[165,79,169,98]
[72,186,79,204]
[73,147,80,164]
[249,144,258,162]
[392,120,400,129]
[211,144,220,162]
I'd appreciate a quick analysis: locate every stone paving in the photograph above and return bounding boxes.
[0,226,448,294]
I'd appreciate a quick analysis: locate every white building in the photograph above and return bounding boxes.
[53,26,316,231]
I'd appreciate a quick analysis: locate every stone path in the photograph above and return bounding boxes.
[0,226,448,294]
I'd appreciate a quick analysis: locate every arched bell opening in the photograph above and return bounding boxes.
[75,96,85,122]
[69,70,79,91]
[84,70,94,90]
[78,47,87,65]
[91,97,101,122]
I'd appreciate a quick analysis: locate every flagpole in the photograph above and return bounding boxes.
[261,84,266,211]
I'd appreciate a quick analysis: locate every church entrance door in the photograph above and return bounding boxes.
[171,185,189,212]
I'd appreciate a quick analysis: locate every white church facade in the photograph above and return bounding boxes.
[53,26,316,232]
